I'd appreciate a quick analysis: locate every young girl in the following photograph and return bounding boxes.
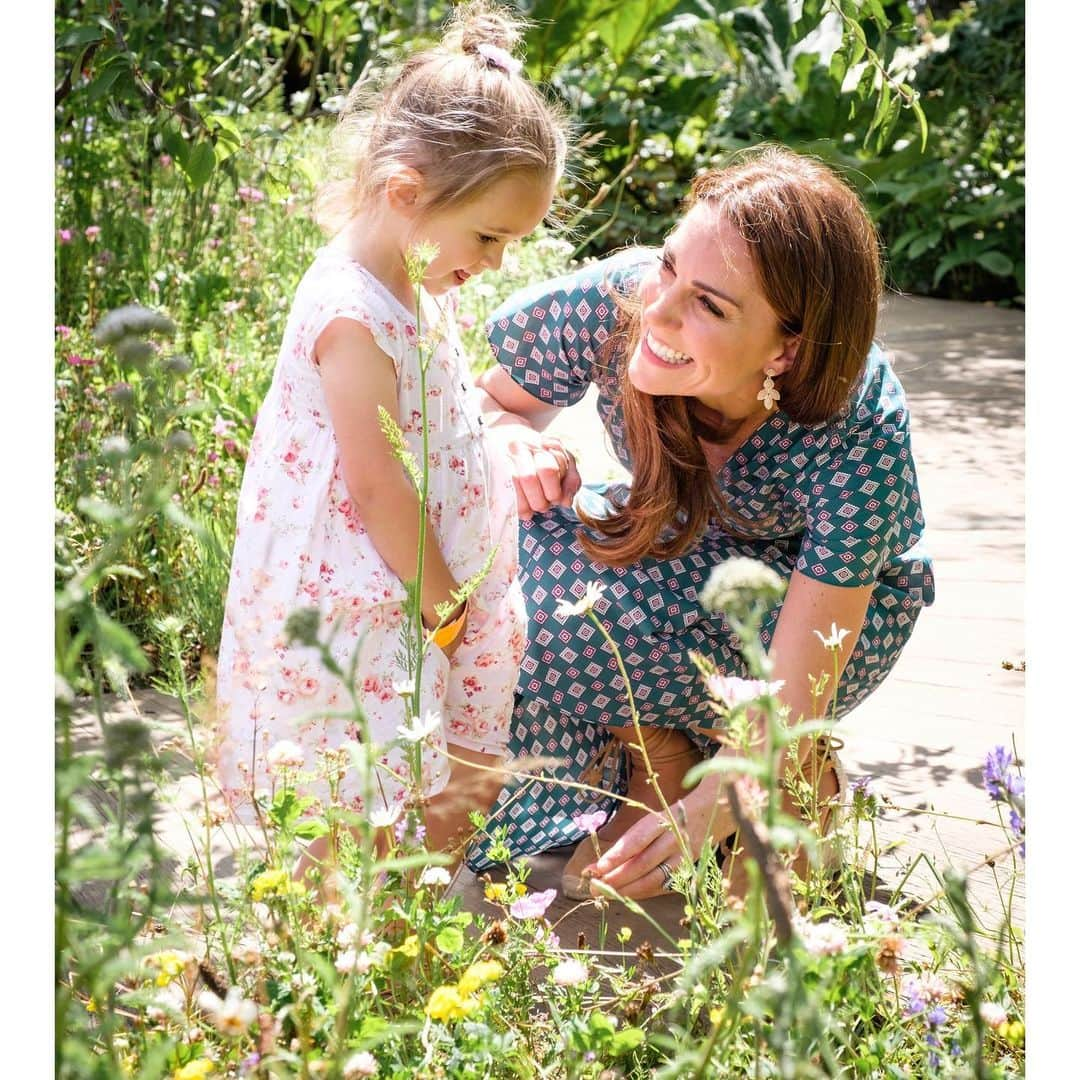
[213,2,568,863]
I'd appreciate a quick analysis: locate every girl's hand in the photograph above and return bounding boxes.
[585,778,735,900]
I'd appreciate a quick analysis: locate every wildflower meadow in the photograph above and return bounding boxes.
[56,2,1025,1077]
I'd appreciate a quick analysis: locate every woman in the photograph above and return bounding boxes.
[466,145,934,900]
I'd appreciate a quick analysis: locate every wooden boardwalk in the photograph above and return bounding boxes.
[71,293,1025,950]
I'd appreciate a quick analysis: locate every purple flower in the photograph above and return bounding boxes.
[1005,771,1025,799]
[66,353,96,367]
[55,325,72,339]
[509,887,557,920]
[982,746,1013,801]
[58,228,73,244]
[572,810,608,835]
[926,1005,947,1028]
[1008,809,1023,838]
[901,975,927,1017]
[240,1052,261,1075]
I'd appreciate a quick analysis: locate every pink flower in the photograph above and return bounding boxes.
[704,675,785,709]
[84,225,101,241]
[207,237,223,250]
[509,887,557,920]
[571,810,608,835]
[55,325,72,339]
[238,214,256,228]
[212,414,236,437]
[237,185,266,204]
[58,229,73,244]
[65,354,96,367]
[458,313,477,330]
[159,153,173,168]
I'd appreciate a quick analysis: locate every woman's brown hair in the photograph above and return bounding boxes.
[578,144,883,567]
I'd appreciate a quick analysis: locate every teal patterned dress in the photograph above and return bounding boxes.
[465,251,934,870]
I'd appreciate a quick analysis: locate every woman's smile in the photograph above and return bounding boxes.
[642,329,693,367]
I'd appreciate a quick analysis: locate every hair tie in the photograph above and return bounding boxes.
[475,42,522,75]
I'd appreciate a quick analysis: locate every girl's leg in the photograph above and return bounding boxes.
[423,743,507,859]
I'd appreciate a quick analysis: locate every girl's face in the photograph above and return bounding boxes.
[628,203,798,419]
[410,172,555,296]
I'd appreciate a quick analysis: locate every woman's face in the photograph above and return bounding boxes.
[627,203,797,420]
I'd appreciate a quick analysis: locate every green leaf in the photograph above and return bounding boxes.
[91,610,151,673]
[435,926,465,955]
[77,495,127,528]
[906,230,942,260]
[57,25,106,49]
[932,251,972,288]
[85,58,127,102]
[610,1027,647,1054]
[181,141,216,190]
[975,250,1014,277]
[294,818,329,840]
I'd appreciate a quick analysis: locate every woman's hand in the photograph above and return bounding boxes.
[475,366,581,518]
[585,776,736,900]
[492,423,582,519]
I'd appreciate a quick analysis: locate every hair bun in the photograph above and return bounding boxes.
[446,1,523,58]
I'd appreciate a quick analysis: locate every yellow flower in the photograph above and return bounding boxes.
[173,1060,215,1080]
[395,935,420,958]
[457,960,504,996]
[250,869,305,902]
[483,881,528,903]
[85,996,97,1014]
[709,1007,724,1026]
[145,950,192,988]
[424,984,482,1022]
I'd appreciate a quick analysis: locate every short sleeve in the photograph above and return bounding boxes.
[297,253,415,378]
[796,349,923,587]
[485,249,650,407]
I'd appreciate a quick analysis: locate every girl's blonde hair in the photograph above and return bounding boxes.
[315,2,569,232]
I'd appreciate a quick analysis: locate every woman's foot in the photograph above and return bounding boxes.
[562,726,701,899]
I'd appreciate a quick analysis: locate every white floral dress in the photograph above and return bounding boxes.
[214,247,526,820]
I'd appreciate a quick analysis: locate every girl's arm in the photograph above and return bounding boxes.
[475,364,582,518]
[316,317,464,643]
[590,572,874,893]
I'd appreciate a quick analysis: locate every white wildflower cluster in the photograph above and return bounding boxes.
[793,914,849,957]
[699,557,786,621]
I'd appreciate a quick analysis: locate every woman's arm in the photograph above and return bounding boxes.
[475,364,583,518]
[589,571,874,894]
[317,317,465,649]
